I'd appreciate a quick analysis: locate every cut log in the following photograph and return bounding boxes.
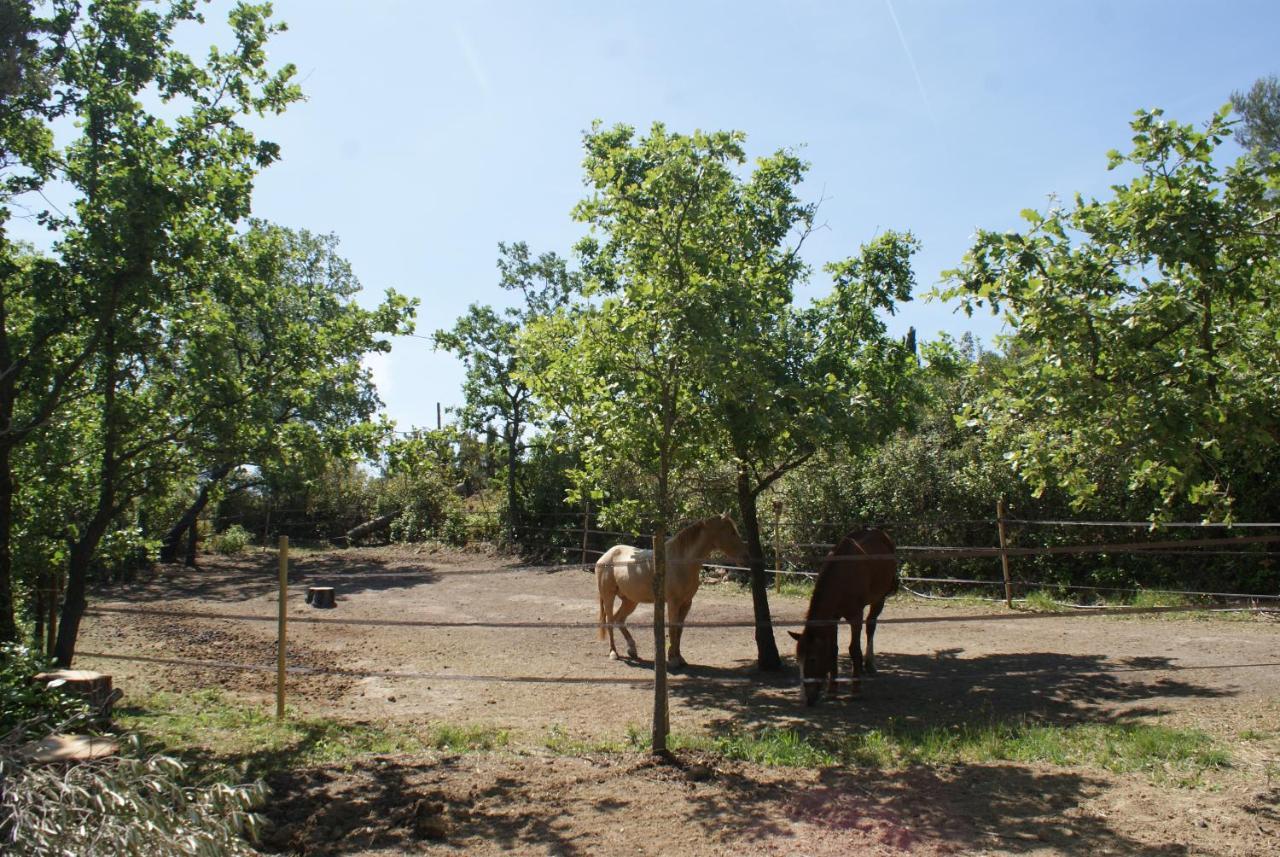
[34,670,121,718]
[335,510,401,546]
[19,734,119,763]
[306,586,336,609]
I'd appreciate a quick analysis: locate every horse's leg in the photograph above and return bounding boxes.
[826,627,839,697]
[600,575,621,660]
[613,597,640,660]
[848,604,865,681]
[864,599,886,674]
[667,598,693,671]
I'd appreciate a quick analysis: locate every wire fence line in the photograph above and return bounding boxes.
[892,575,1280,602]
[77,524,1280,702]
[576,534,1280,569]
[84,598,1272,632]
[74,647,1280,690]
[1005,519,1280,529]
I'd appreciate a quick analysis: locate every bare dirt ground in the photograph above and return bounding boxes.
[76,546,1280,856]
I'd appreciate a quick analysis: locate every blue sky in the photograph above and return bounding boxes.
[50,2,1280,430]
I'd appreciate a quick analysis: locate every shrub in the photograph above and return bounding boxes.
[210,524,253,555]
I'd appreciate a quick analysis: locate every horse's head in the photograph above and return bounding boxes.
[707,513,748,565]
[788,627,834,707]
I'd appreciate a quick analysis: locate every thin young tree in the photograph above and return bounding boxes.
[434,242,576,545]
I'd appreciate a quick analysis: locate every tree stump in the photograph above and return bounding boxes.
[306,586,336,608]
[34,670,121,719]
[19,734,119,763]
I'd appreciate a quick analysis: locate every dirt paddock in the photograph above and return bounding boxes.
[78,546,1280,856]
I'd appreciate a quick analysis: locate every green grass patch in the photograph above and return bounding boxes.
[773,573,816,599]
[119,691,1229,788]
[543,724,631,755]
[1020,590,1072,612]
[1120,589,1195,609]
[646,720,1229,786]
[117,689,508,779]
[901,590,1005,608]
[672,727,838,767]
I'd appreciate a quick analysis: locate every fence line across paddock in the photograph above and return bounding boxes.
[79,521,1280,724]
[71,646,1280,690]
[84,598,1274,631]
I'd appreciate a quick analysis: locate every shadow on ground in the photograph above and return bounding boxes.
[669,648,1235,736]
[243,748,1195,856]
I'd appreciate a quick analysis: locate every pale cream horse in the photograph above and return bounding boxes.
[595,514,748,670]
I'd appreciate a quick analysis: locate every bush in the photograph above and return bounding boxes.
[210,524,253,555]
[0,735,266,856]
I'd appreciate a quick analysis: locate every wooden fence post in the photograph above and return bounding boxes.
[277,535,288,719]
[773,499,783,593]
[580,501,591,567]
[997,499,1013,608]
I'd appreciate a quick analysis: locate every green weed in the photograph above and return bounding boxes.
[117,689,505,778]
[1020,590,1072,612]
[646,719,1230,786]
[544,724,628,755]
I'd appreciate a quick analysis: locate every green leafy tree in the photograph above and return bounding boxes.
[1232,74,1280,159]
[157,221,414,564]
[0,2,76,641]
[524,123,755,753]
[9,0,304,665]
[707,222,920,670]
[433,242,576,544]
[940,107,1280,521]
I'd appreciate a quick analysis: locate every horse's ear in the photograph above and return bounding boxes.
[787,630,802,641]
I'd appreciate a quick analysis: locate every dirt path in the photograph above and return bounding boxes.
[76,547,1280,855]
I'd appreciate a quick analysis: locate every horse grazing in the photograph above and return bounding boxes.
[789,528,897,706]
[596,514,747,670]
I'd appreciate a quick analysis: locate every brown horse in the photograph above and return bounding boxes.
[789,528,897,706]
[596,514,747,670]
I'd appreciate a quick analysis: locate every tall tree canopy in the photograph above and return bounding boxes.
[1232,74,1280,160]
[941,107,1280,521]
[434,242,575,542]
[158,222,414,564]
[0,0,304,659]
[525,122,760,752]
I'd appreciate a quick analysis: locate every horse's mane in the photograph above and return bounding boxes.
[667,515,717,559]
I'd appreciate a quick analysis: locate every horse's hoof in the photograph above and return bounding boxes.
[669,658,686,671]
[626,650,639,661]
[608,651,619,660]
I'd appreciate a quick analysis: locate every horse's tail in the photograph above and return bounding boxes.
[595,556,609,640]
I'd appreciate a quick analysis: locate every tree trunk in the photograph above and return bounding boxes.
[339,510,401,545]
[0,444,16,643]
[159,463,234,564]
[652,516,669,756]
[56,343,120,668]
[33,574,44,654]
[505,408,520,546]
[736,465,783,671]
[55,519,111,667]
[184,517,199,566]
